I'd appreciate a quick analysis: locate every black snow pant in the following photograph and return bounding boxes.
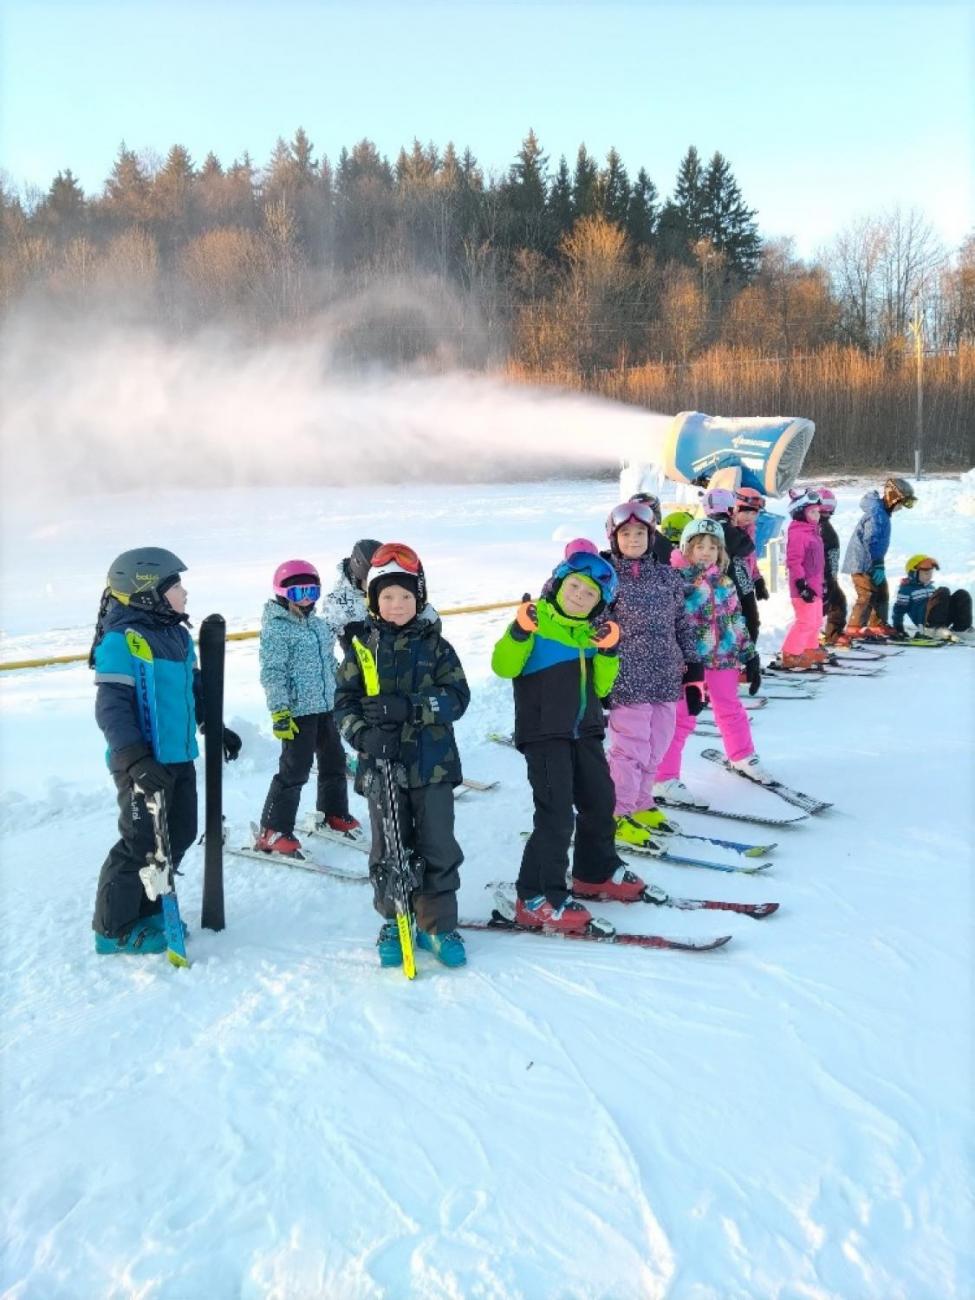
[367,780,462,933]
[849,572,889,628]
[823,580,848,642]
[93,762,197,938]
[261,711,349,834]
[924,586,973,632]
[518,735,621,907]
[740,590,760,645]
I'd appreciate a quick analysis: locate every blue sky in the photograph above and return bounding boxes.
[1,0,970,258]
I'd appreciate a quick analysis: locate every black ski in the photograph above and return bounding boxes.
[199,613,226,932]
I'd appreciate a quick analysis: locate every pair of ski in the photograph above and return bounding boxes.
[765,659,883,679]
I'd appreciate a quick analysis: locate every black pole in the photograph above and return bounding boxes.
[199,613,226,931]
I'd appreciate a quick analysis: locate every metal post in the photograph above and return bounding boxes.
[910,295,924,480]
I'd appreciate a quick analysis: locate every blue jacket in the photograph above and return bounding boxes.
[892,575,934,632]
[842,491,891,574]
[259,599,338,716]
[93,601,200,770]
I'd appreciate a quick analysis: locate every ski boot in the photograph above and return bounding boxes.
[631,806,681,834]
[614,814,661,851]
[94,921,168,956]
[571,865,646,903]
[253,827,303,857]
[920,625,953,641]
[653,779,708,809]
[515,895,593,933]
[416,929,467,968]
[729,753,774,784]
[376,920,403,967]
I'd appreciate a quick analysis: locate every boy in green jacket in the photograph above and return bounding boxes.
[492,545,646,932]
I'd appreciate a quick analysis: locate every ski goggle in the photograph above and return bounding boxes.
[371,542,421,573]
[285,584,320,603]
[555,551,619,602]
[609,501,656,529]
[734,492,765,512]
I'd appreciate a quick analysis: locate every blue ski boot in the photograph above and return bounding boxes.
[416,929,467,968]
[376,920,403,968]
[94,921,168,956]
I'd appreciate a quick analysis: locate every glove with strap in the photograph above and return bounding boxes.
[869,564,886,586]
[754,575,769,601]
[509,596,538,643]
[126,751,175,799]
[592,620,620,656]
[795,579,817,604]
[358,727,401,760]
[222,727,242,761]
[682,662,707,716]
[744,654,762,696]
[271,709,300,741]
[361,694,410,725]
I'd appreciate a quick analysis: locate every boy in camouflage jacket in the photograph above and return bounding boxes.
[334,545,470,965]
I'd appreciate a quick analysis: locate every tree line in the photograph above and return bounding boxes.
[1,129,972,466]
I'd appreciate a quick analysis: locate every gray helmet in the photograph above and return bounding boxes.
[106,547,186,609]
[348,538,381,588]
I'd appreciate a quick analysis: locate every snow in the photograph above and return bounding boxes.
[2,476,974,1299]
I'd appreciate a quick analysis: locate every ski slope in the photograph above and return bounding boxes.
[2,476,974,1299]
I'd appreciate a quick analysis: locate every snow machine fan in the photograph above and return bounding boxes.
[661,411,816,498]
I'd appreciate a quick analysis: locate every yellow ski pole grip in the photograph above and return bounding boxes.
[352,636,380,697]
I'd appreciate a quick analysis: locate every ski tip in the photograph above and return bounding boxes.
[167,949,190,969]
[752,903,780,918]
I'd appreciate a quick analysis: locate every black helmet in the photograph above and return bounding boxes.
[106,547,186,609]
[883,477,916,510]
[348,538,381,589]
[629,492,663,524]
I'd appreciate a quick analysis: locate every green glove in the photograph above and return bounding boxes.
[271,708,300,741]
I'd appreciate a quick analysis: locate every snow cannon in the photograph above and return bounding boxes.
[661,412,816,498]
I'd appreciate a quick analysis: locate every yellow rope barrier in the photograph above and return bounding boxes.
[0,599,518,673]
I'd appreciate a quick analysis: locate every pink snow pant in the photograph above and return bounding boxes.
[656,667,754,779]
[607,701,679,815]
[781,596,822,655]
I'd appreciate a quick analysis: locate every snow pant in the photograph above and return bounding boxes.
[782,596,823,655]
[849,572,889,628]
[656,667,754,779]
[261,710,349,834]
[823,580,848,643]
[607,701,679,816]
[923,586,973,632]
[739,590,760,644]
[93,762,197,938]
[367,780,462,933]
[518,735,620,907]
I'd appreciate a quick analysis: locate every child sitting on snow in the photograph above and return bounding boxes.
[492,546,646,933]
[892,555,974,642]
[653,518,765,809]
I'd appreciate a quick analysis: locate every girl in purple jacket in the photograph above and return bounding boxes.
[603,501,702,848]
[780,489,827,669]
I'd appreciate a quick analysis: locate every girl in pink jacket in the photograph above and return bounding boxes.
[780,489,826,668]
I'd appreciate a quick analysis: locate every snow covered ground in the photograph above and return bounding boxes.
[2,475,974,1299]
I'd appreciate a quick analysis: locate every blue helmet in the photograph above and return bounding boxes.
[551,548,619,609]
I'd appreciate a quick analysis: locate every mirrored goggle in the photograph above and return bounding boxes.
[610,502,656,528]
[735,494,765,512]
[560,552,617,593]
[285,584,320,603]
[372,542,421,572]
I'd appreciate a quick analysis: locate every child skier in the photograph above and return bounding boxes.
[779,488,827,669]
[816,488,848,645]
[892,556,974,642]
[842,476,917,636]
[491,547,647,933]
[601,501,702,848]
[653,518,766,809]
[702,486,760,644]
[730,487,769,605]
[90,547,241,955]
[321,537,381,655]
[333,543,471,968]
[253,559,359,856]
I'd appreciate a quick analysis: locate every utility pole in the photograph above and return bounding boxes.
[908,294,924,480]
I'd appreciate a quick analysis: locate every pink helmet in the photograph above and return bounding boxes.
[273,558,320,598]
[702,487,736,517]
[817,487,837,516]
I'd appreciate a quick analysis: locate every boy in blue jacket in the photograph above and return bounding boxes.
[90,547,240,955]
[842,476,916,635]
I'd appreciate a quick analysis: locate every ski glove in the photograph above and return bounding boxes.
[754,575,769,601]
[796,579,817,604]
[744,654,762,696]
[222,727,242,761]
[358,726,400,760]
[509,597,538,642]
[592,620,620,656]
[361,694,410,725]
[127,754,175,799]
[870,564,886,586]
[271,709,300,741]
[682,662,706,716]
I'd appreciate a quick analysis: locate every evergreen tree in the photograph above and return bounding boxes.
[572,144,598,219]
[701,151,761,279]
[153,145,195,243]
[501,129,551,253]
[597,147,629,226]
[103,142,152,225]
[626,167,658,248]
[290,127,316,183]
[39,170,86,239]
[673,145,706,240]
[547,155,574,242]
